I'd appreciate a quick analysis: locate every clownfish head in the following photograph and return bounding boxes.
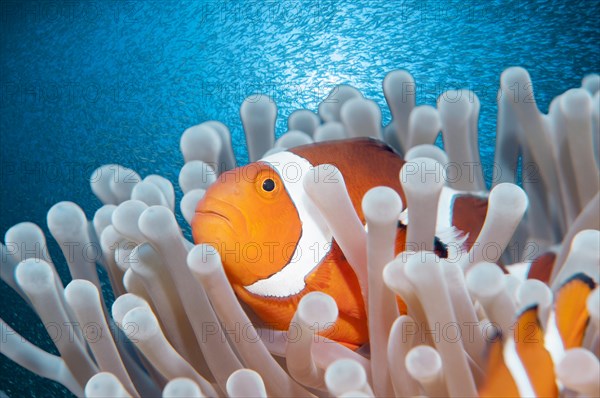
[192,159,304,288]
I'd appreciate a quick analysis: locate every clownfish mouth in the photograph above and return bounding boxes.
[196,210,233,227]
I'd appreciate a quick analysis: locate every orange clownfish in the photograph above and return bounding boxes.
[192,138,487,348]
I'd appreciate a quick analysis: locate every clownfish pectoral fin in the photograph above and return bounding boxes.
[338,341,361,351]
[479,334,519,397]
[305,257,333,293]
[396,296,408,315]
[555,273,596,349]
[514,306,559,398]
[305,241,366,321]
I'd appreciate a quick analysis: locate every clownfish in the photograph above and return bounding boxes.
[479,272,597,397]
[192,138,488,348]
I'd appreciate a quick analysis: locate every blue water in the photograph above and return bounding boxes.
[1,0,598,396]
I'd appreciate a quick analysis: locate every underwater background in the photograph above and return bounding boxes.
[1,0,599,396]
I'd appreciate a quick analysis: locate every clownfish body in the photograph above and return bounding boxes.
[192,138,488,348]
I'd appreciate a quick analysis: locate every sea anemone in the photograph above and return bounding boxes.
[1,67,599,397]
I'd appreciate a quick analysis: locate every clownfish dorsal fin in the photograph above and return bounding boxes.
[554,272,596,349]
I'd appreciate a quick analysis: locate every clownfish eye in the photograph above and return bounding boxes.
[262,178,276,192]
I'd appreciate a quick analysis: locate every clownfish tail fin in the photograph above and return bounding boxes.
[436,225,469,260]
[398,208,469,259]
